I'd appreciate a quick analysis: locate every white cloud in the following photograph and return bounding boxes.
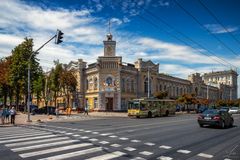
[204,24,238,34]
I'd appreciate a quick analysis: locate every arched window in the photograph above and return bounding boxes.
[144,78,151,94]
[106,77,112,86]
[94,78,98,90]
[131,80,134,92]
[121,78,125,92]
[86,79,89,90]
[126,79,130,92]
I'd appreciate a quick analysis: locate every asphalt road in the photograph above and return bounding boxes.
[0,113,240,160]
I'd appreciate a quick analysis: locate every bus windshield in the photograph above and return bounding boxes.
[129,101,140,109]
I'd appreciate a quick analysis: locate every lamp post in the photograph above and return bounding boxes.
[148,67,150,98]
[27,30,63,122]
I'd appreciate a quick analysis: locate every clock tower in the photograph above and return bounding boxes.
[103,33,116,57]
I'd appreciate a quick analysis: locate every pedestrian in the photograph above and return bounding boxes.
[9,107,16,125]
[0,108,4,125]
[67,107,72,117]
[84,105,88,115]
[55,107,59,118]
[3,107,10,123]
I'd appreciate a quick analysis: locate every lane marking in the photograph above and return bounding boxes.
[0,132,50,140]
[177,149,191,154]
[100,133,112,136]
[198,153,213,158]
[110,144,121,147]
[11,140,79,152]
[86,151,126,160]
[130,157,146,160]
[20,143,93,158]
[73,134,80,137]
[159,145,172,149]
[119,137,129,140]
[0,135,58,144]
[109,135,118,138]
[157,156,173,160]
[89,138,98,141]
[139,151,153,156]
[92,132,99,134]
[80,136,89,139]
[85,130,92,133]
[144,142,155,146]
[65,133,73,135]
[38,147,102,160]
[124,147,136,151]
[131,140,141,143]
[99,141,109,144]
[5,137,69,147]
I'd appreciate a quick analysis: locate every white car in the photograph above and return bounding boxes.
[229,107,240,114]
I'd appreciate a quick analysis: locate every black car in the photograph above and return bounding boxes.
[198,109,234,128]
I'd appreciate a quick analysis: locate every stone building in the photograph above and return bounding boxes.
[34,32,238,111]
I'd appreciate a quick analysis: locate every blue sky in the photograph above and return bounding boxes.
[0,0,240,94]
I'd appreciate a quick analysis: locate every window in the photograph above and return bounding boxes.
[131,80,134,92]
[94,98,98,108]
[94,78,98,90]
[106,77,112,86]
[126,79,130,92]
[144,78,151,94]
[86,79,89,90]
[121,78,125,92]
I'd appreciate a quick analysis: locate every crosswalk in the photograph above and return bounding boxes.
[0,126,127,160]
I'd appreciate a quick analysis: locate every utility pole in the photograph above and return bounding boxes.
[148,67,150,98]
[27,30,64,122]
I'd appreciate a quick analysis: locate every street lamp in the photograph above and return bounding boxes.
[27,30,64,122]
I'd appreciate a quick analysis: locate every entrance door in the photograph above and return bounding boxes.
[106,98,113,111]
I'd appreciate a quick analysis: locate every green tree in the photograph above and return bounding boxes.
[154,91,168,99]
[9,38,42,110]
[33,71,44,106]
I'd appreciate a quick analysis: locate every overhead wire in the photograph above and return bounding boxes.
[173,0,240,57]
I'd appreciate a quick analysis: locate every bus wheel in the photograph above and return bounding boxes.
[165,110,169,116]
[136,116,140,118]
[148,112,152,118]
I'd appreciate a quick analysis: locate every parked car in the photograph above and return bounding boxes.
[35,106,56,115]
[229,107,240,114]
[197,109,234,128]
[30,105,38,115]
[220,106,230,112]
[196,106,208,113]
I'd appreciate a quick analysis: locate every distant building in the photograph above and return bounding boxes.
[33,32,238,111]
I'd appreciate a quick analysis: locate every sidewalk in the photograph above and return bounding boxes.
[0,111,128,126]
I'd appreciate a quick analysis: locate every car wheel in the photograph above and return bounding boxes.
[148,112,152,118]
[221,121,225,129]
[199,124,204,128]
[229,119,234,127]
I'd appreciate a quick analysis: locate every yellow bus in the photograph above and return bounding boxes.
[128,98,176,118]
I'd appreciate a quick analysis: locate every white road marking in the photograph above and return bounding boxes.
[131,140,141,143]
[85,130,92,133]
[124,147,136,151]
[86,151,126,160]
[5,137,69,147]
[99,141,109,144]
[0,135,58,144]
[0,131,48,138]
[198,153,213,158]
[89,138,98,142]
[177,149,191,154]
[0,132,50,140]
[38,147,102,160]
[130,157,146,160]
[92,132,99,134]
[109,135,118,138]
[73,134,80,137]
[110,144,121,147]
[79,129,84,131]
[80,136,89,139]
[157,156,173,160]
[20,143,93,158]
[11,139,79,152]
[119,137,129,140]
[65,133,73,135]
[144,142,155,146]
[139,151,153,156]
[100,133,112,136]
[159,145,172,149]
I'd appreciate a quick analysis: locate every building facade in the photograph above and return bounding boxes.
[34,32,238,111]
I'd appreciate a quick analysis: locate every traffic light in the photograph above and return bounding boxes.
[55,29,64,44]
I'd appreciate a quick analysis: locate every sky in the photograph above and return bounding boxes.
[0,0,240,95]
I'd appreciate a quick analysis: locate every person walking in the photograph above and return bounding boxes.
[3,107,10,124]
[84,105,89,115]
[55,107,59,118]
[0,108,4,125]
[9,107,16,125]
